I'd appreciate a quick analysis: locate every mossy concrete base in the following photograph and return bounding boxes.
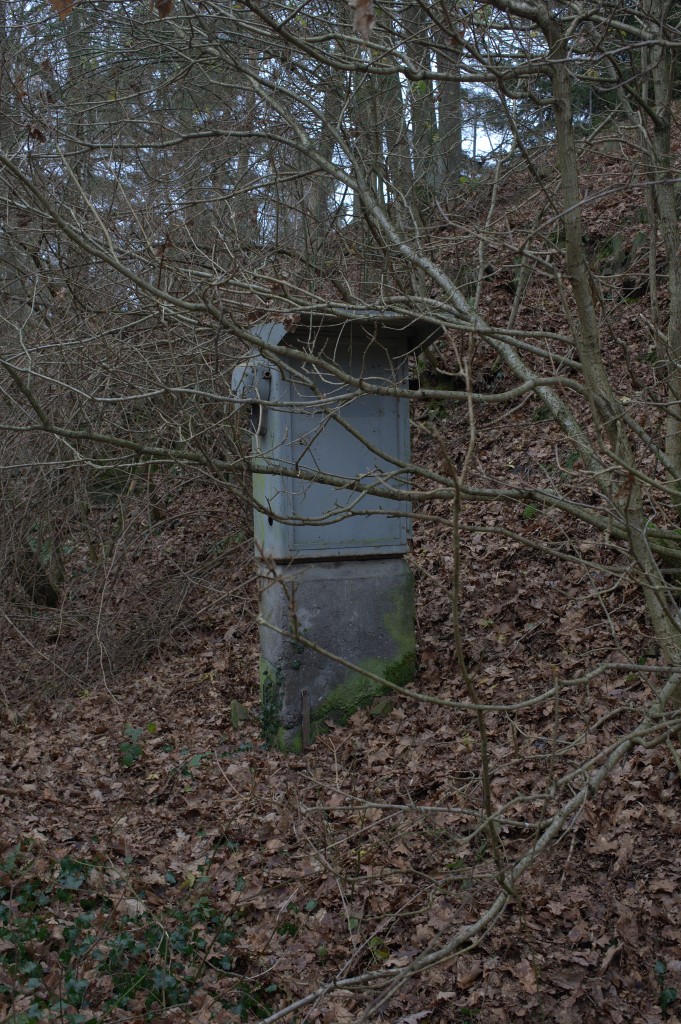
[258,557,415,751]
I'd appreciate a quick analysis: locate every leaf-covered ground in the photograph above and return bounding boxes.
[2,453,680,1021]
[2,138,681,1023]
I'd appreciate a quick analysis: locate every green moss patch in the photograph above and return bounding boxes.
[272,644,416,752]
[384,649,417,687]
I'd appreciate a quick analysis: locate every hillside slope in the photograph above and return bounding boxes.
[2,135,681,1023]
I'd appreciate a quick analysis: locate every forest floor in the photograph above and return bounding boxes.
[2,141,681,1024]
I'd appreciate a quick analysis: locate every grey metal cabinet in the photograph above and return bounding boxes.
[233,314,439,561]
[232,311,441,750]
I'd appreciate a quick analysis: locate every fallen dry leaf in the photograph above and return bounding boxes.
[348,0,375,39]
[48,0,73,18]
[456,957,483,990]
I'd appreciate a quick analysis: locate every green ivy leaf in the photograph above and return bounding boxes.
[660,987,678,1012]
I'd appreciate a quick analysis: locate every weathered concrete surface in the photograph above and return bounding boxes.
[258,557,415,751]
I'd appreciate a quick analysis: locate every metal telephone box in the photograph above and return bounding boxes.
[232,312,441,750]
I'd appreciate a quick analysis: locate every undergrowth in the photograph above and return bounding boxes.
[0,845,277,1022]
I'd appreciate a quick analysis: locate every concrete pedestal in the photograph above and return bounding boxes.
[258,557,415,751]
